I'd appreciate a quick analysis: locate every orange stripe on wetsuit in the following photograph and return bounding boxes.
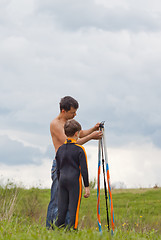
[74,143,88,229]
[74,172,82,229]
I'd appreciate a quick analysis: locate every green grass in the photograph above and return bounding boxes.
[0,183,161,239]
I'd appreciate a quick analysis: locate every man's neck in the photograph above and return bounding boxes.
[57,112,67,123]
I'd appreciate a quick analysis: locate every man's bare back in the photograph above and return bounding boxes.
[50,106,78,152]
[50,117,66,153]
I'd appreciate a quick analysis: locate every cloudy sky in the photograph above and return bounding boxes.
[0,0,161,188]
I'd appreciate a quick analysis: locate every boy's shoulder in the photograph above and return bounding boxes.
[75,143,86,152]
[56,143,66,153]
[57,142,86,154]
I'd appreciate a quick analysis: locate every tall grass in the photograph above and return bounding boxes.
[0,183,18,222]
[0,184,161,239]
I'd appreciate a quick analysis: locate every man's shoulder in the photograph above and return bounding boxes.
[50,117,58,126]
[50,117,62,131]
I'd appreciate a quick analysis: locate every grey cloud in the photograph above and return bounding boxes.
[44,144,55,159]
[36,0,161,32]
[151,129,161,149]
[0,107,11,115]
[0,135,43,165]
[76,76,161,149]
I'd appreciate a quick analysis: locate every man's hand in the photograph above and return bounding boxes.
[84,187,90,198]
[93,122,100,131]
[91,130,103,140]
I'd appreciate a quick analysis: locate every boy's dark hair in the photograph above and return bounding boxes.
[59,96,79,112]
[64,119,81,137]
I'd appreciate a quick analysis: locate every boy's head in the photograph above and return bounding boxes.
[64,119,81,137]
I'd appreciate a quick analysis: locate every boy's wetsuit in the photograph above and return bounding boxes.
[55,138,89,229]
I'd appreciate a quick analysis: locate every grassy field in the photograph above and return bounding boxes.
[0,183,161,239]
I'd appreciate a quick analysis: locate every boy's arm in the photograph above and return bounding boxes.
[79,147,90,198]
[79,147,89,188]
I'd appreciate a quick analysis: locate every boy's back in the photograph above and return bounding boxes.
[56,138,89,188]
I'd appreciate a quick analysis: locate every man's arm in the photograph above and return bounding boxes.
[77,131,103,145]
[77,122,102,145]
[79,123,100,138]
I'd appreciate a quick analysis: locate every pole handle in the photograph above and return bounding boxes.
[99,121,105,129]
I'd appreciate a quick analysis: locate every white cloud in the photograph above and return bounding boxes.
[0,141,161,188]
[0,158,52,189]
[4,0,34,24]
[85,141,161,188]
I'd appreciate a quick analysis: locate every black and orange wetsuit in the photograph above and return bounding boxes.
[55,138,89,230]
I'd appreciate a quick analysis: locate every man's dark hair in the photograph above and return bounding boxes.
[64,119,81,137]
[59,96,79,112]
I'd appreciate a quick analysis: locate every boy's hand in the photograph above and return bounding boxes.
[84,187,90,198]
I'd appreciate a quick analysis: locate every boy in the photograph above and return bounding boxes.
[55,119,90,230]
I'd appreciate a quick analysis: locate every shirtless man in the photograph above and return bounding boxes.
[46,96,103,229]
